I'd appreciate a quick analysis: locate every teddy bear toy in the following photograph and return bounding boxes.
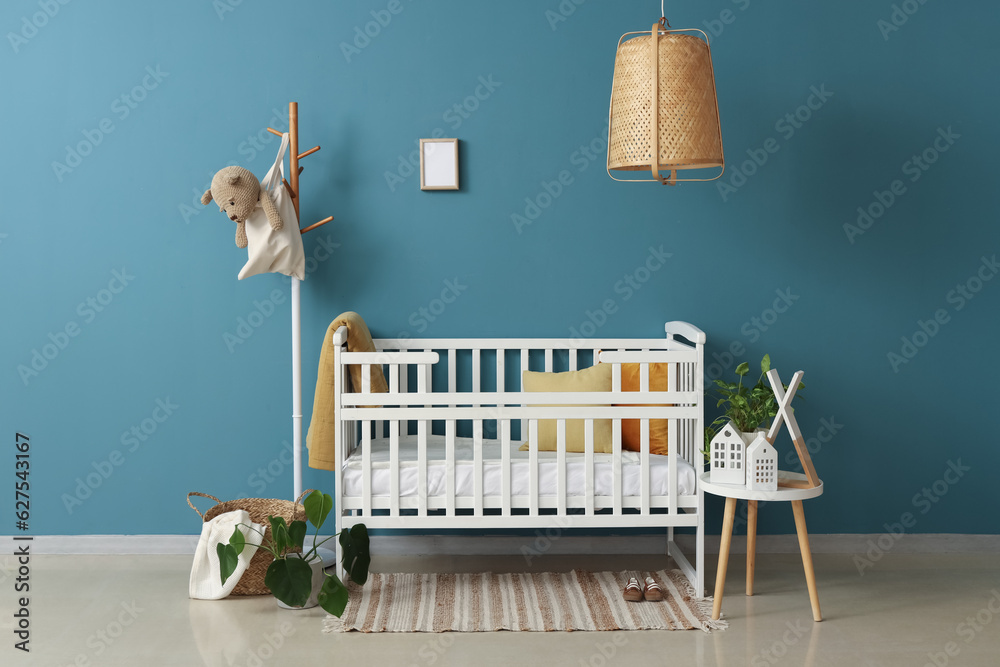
[200,166,283,248]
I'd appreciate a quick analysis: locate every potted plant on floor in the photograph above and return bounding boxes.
[702,354,804,461]
[216,490,369,616]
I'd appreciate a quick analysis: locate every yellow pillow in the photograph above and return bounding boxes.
[518,364,613,453]
[617,363,671,455]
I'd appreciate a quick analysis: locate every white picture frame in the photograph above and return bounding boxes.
[420,138,459,190]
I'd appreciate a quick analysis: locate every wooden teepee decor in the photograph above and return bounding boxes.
[762,369,820,489]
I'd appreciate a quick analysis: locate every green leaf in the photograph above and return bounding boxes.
[287,520,307,550]
[264,557,313,608]
[228,526,246,554]
[269,516,290,554]
[761,354,770,373]
[304,491,333,531]
[340,524,371,585]
[318,573,350,617]
[217,543,239,586]
[351,553,372,587]
[735,362,749,376]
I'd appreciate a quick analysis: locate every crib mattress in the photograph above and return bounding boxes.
[341,435,697,500]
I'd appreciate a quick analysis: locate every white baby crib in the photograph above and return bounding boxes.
[331,321,707,595]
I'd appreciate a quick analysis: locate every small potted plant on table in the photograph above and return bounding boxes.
[703,354,804,460]
[216,490,369,616]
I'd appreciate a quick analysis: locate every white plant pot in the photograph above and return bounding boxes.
[740,429,767,447]
[276,555,326,610]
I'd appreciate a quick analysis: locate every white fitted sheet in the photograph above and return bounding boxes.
[341,435,697,500]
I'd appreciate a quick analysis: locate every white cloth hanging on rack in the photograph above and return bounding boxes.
[239,133,305,280]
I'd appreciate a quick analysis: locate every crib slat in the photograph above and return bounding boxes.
[362,420,372,519]
[361,364,371,393]
[501,419,511,515]
[544,349,553,372]
[333,338,345,490]
[613,420,623,516]
[669,361,678,516]
[474,419,484,516]
[398,363,407,436]
[417,417,428,516]
[496,348,504,394]
[570,348,578,371]
[446,419,456,516]
[422,351,432,395]
[520,349,528,442]
[557,419,566,515]
[390,421,399,517]
[472,349,481,395]
[585,420,595,516]
[376,360,389,439]
[529,419,539,516]
[680,361,691,467]
[612,360,622,516]
[448,349,457,401]
[389,362,398,440]
[641,418,650,515]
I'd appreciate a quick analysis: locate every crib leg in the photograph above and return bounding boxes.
[334,503,345,582]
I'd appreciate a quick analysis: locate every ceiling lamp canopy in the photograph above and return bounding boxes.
[607,13,724,185]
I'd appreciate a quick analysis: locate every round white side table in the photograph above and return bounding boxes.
[699,471,824,622]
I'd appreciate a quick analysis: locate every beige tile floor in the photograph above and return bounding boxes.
[3,552,999,666]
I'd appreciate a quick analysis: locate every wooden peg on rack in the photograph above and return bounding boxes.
[276,102,334,236]
[300,216,334,235]
[298,146,320,159]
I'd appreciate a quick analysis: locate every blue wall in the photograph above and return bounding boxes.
[2,0,996,537]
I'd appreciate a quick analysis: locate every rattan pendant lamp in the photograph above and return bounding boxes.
[607,2,724,185]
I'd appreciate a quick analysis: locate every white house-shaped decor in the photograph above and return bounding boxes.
[710,422,746,485]
[746,434,778,492]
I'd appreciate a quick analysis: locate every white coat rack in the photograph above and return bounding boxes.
[264,102,334,502]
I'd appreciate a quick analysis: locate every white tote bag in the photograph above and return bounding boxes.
[238,133,306,280]
[189,510,264,600]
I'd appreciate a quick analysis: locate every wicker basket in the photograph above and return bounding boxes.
[187,491,310,596]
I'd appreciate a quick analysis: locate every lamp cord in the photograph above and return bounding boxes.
[659,0,671,28]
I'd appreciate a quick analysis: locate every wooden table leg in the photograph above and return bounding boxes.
[746,500,757,596]
[712,497,737,620]
[791,499,822,622]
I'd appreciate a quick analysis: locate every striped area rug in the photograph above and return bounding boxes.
[323,569,726,633]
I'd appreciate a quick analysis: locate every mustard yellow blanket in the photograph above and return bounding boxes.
[307,312,387,471]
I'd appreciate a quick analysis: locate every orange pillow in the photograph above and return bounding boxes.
[617,363,671,455]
